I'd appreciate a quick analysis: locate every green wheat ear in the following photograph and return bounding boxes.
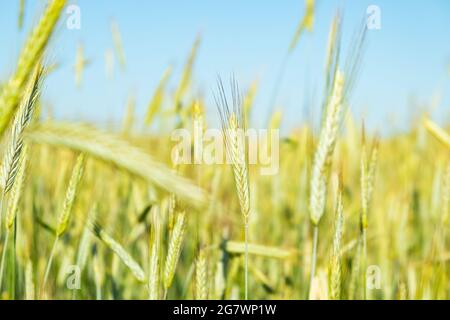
[90,221,146,282]
[215,77,251,300]
[309,70,345,226]
[163,211,186,294]
[56,153,85,237]
[195,246,208,300]
[1,65,43,195]
[0,0,66,136]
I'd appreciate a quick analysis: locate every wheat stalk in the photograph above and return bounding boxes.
[25,260,35,300]
[92,245,105,300]
[330,177,344,300]
[443,164,450,226]
[0,0,66,135]
[76,205,97,272]
[360,130,379,299]
[148,205,161,300]
[72,205,95,300]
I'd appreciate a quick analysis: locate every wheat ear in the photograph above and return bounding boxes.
[216,77,251,299]
[308,70,344,297]
[0,144,28,291]
[174,34,201,110]
[41,154,85,295]
[1,65,43,195]
[195,246,208,300]
[145,66,172,126]
[310,70,345,226]
[91,222,146,282]
[111,20,126,69]
[56,154,85,237]
[0,0,66,135]
[4,145,28,232]
[26,122,207,207]
[424,118,450,149]
[288,0,315,53]
[0,66,42,287]
[163,211,186,297]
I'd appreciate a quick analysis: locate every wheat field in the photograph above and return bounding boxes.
[0,0,448,300]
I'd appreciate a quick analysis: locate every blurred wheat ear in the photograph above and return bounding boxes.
[25,122,207,207]
[424,118,450,149]
[0,0,66,136]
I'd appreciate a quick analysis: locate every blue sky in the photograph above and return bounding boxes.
[0,0,449,133]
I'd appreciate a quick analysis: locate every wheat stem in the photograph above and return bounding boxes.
[308,225,319,298]
[148,206,161,300]
[244,223,249,300]
[41,236,59,297]
[0,230,10,292]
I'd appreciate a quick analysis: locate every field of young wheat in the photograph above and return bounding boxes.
[0,0,448,300]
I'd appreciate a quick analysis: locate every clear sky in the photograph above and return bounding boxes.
[0,0,449,134]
